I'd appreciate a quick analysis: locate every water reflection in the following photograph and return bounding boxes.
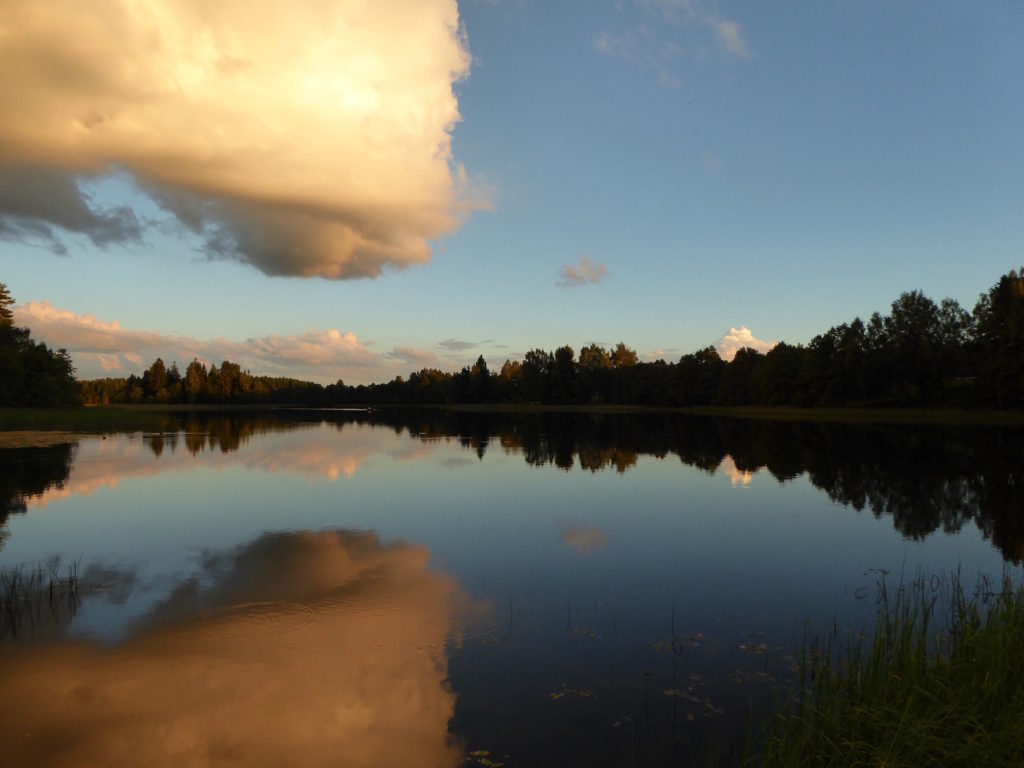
[560,524,609,557]
[0,442,77,550]
[2,411,1022,766]
[0,529,470,767]
[4,410,1022,562]
[381,410,1024,561]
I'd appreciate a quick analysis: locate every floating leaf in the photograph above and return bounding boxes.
[702,698,725,716]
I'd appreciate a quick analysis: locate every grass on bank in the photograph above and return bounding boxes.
[0,406,177,433]
[755,573,1024,767]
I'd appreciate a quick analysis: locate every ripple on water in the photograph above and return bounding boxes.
[319,587,504,644]
[187,601,316,639]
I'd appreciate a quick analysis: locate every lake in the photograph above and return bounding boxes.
[1,410,1021,767]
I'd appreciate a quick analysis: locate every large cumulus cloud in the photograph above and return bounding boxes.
[0,0,479,278]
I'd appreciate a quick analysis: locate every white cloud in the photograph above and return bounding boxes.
[597,0,751,82]
[14,301,382,383]
[557,256,608,289]
[715,326,776,361]
[707,18,751,59]
[643,348,679,361]
[0,1,485,279]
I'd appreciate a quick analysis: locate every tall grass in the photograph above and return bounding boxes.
[0,560,80,641]
[756,572,1024,767]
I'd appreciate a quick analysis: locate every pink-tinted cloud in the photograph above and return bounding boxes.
[14,301,381,383]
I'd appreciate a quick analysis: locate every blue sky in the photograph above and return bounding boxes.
[1,1,1022,383]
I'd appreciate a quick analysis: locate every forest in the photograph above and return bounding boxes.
[0,283,80,407]
[8,268,1023,410]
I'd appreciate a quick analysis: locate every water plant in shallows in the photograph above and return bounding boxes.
[756,571,1024,768]
[0,559,80,641]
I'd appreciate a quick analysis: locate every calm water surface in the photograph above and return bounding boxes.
[1,411,1021,766]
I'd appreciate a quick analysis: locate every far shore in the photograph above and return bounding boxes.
[3,402,1023,437]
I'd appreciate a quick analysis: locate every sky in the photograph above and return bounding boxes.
[1,0,1022,385]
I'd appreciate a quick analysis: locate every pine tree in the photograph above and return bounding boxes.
[0,282,14,325]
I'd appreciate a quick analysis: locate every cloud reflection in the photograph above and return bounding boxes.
[0,530,468,767]
[24,424,417,510]
[560,524,609,556]
[718,455,755,486]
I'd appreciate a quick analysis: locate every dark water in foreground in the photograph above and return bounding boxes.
[1,410,1022,766]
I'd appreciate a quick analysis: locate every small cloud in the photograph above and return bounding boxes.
[643,348,679,362]
[599,1,751,86]
[560,524,609,557]
[387,347,438,367]
[706,17,751,58]
[437,339,479,352]
[715,326,776,361]
[700,149,722,170]
[594,31,633,59]
[557,256,608,289]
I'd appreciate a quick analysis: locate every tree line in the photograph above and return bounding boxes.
[0,284,80,407]
[82,268,1023,410]
[79,357,338,407]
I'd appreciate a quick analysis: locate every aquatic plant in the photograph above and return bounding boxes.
[0,559,80,640]
[755,572,1024,767]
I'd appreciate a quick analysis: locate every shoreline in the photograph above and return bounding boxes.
[3,402,1023,434]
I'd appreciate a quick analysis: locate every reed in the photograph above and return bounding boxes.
[0,560,80,640]
[755,572,1024,767]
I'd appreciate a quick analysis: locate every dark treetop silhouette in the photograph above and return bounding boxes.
[75,269,1024,411]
